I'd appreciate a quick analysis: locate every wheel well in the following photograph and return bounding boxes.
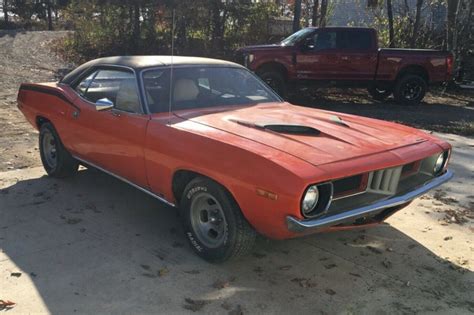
[256,62,288,80]
[172,170,241,207]
[36,116,51,129]
[172,170,203,204]
[396,65,429,83]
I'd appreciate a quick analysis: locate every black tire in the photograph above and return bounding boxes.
[258,70,287,99]
[367,85,392,101]
[39,122,78,178]
[393,74,427,105]
[179,177,256,263]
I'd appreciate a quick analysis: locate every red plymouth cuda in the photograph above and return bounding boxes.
[17,56,453,262]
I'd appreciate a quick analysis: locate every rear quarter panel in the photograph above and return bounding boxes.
[17,83,79,152]
[376,49,450,82]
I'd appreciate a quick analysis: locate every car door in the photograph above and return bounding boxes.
[68,67,150,188]
[295,30,340,80]
[336,29,378,81]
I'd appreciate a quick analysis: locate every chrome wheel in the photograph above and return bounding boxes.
[42,130,57,169]
[190,192,227,248]
[401,81,422,101]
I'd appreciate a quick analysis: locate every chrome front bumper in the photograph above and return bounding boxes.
[287,170,453,233]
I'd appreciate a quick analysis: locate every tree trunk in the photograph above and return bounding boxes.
[47,0,53,31]
[311,0,319,27]
[446,0,459,52]
[387,0,395,47]
[134,3,140,40]
[410,0,423,47]
[319,0,328,27]
[3,0,8,24]
[293,0,302,32]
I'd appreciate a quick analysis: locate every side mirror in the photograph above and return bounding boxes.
[301,37,315,51]
[95,98,114,111]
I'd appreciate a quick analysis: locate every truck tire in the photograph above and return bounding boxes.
[367,85,392,101]
[258,70,287,99]
[180,177,257,263]
[393,74,427,105]
[39,122,78,178]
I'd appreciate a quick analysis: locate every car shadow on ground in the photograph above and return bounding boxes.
[1,168,473,313]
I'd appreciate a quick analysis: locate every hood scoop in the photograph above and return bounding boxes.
[229,118,320,136]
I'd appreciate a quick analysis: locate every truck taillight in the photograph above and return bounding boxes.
[446,55,453,79]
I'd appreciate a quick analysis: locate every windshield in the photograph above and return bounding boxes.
[142,66,281,113]
[280,28,315,46]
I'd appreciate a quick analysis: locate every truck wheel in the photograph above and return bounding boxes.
[180,177,256,263]
[394,74,427,105]
[258,70,287,99]
[367,85,392,101]
[39,122,78,178]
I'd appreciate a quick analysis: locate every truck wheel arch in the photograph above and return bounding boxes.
[396,65,429,83]
[256,62,288,80]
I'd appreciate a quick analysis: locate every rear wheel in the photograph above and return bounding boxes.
[180,177,256,262]
[393,74,427,105]
[258,70,287,99]
[367,85,392,101]
[39,122,78,178]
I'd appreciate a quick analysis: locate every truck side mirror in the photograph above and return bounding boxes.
[302,37,315,51]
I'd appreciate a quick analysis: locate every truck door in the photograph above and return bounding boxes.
[295,30,340,80]
[336,29,378,81]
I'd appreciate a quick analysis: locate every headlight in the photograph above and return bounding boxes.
[248,54,254,63]
[302,185,319,215]
[433,151,448,174]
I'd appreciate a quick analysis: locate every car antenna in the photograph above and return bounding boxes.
[168,9,175,124]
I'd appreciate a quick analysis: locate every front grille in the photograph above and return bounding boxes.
[367,166,402,195]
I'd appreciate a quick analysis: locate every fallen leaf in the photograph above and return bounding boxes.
[10,272,21,277]
[444,236,453,241]
[0,300,15,311]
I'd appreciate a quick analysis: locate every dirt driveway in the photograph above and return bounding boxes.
[0,31,473,314]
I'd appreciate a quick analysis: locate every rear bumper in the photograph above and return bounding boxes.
[286,170,453,233]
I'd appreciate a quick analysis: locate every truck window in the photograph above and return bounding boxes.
[338,30,373,50]
[311,31,337,50]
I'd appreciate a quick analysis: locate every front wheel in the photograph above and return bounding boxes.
[39,122,78,178]
[393,74,427,105]
[180,177,257,262]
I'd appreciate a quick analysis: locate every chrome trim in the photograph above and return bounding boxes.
[73,156,176,208]
[287,170,453,233]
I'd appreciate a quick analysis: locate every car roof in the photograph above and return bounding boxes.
[61,55,243,85]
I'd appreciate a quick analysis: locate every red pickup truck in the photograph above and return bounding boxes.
[238,27,453,105]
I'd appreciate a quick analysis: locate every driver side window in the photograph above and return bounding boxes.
[310,31,337,50]
[75,68,143,114]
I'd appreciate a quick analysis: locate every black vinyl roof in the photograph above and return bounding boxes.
[61,55,242,85]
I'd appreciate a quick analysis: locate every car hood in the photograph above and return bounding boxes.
[174,103,429,166]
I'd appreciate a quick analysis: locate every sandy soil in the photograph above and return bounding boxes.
[0,31,473,314]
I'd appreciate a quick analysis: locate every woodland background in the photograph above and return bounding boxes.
[0,0,473,80]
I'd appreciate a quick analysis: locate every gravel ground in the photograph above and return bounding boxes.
[0,30,473,314]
